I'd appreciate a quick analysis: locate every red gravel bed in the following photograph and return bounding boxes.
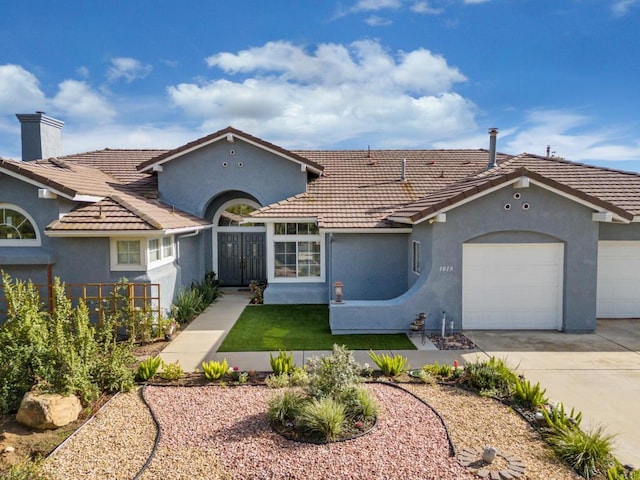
[143,383,476,480]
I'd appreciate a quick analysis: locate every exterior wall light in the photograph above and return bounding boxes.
[333,281,344,303]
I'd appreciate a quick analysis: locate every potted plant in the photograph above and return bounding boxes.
[164,318,177,341]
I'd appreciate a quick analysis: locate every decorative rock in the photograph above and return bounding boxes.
[490,471,501,480]
[499,470,514,480]
[477,469,490,478]
[3,445,15,453]
[482,446,498,464]
[16,391,82,430]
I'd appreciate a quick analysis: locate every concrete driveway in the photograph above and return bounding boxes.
[466,320,640,468]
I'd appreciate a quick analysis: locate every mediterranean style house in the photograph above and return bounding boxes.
[2,113,640,333]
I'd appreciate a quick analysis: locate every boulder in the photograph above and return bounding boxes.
[16,391,82,430]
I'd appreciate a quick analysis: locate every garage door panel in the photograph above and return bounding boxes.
[463,243,563,330]
[597,241,640,318]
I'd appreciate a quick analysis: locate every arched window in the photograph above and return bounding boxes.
[0,205,39,245]
[218,203,263,227]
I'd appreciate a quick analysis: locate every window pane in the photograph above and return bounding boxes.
[162,237,173,257]
[117,240,141,265]
[149,239,160,262]
[274,223,286,235]
[0,208,37,240]
[286,223,297,235]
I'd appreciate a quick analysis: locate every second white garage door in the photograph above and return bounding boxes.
[597,241,640,318]
[463,243,564,330]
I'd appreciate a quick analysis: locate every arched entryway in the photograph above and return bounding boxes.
[212,199,266,286]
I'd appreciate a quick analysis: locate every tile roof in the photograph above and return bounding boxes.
[251,149,509,228]
[136,126,324,174]
[0,155,210,233]
[46,194,211,232]
[388,154,640,224]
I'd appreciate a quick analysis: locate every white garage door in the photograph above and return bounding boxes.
[463,243,564,330]
[597,241,640,318]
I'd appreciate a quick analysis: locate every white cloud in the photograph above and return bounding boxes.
[410,2,443,14]
[171,40,473,148]
[364,15,393,26]
[107,57,152,83]
[612,0,639,16]
[0,64,46,112]
[51,80,116,122]
[352,0,402,12]
[504,109,640,161]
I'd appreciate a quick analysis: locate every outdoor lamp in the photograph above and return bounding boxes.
[333,281,344,303]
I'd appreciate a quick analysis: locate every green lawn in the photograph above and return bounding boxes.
[217,304,416,351]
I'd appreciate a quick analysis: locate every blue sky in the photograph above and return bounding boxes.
[1,0,639,170]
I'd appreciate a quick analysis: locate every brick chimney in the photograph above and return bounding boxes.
[15,112,64,161]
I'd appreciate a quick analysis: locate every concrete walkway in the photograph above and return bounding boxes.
[159,291,640,467]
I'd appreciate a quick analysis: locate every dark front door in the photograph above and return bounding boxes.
[218,232,266,286]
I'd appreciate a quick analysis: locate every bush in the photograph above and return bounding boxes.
[306,344,362,399]
[159,360,184,380]
[513,377,548,409]
[136,356,163,381]
[461,357,518,398]
[249,280,266,304]
[607,461,640,480]
[289,366,309,387]
[201,359,229,381]
[192,272,223,308]
[368,350,408,377]
[337,386,379,420]
[267,389,307,424]
[172,288,205,324]
[0,274,136,413]
[298,397,346,442]
[548,425,615,479]
[265,372,291,389]
[2,456,49,480]
[543,402,583,434]
[422,362,454,379]
[270,350,295,375]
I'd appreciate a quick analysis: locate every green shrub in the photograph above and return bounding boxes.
[0,273,136,414]
[249,280,266,304]
[422,362,454,379]
[267,389,307,424]
[513,377,548,409]
[136,355,163,381]
[417,370,436,385]
[270,350,295,375]
[306,344,362,399]
[368,350,408,377]
[2,456,49,480]
[607,461,640,480]
[461,357,517,397]
[289,366,309,386]
[201,359,229,381]
[173,288,205,324]
[298,397,346,442]
[159,360,184,380]
[265,372,291,389]
[94,343,135,393]
[337,386,379,420]
[192,272,223,309]
[548,425,615,479]
[543,402,583,434]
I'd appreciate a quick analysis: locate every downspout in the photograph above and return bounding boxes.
[328,232,334,304]
[175,230,201,264]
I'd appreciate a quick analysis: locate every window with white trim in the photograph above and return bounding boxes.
[412,240,420,274]
[110,236,175,271]
[117,240,142,266]
[272,222,322,279]
[0,205,39,246]
[147,236,175,267]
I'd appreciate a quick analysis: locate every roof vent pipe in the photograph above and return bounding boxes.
[487,127,499,170]
[401,158,407,181]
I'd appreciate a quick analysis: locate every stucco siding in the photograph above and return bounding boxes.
[157,140,308,216]
[330,183,599,334]
[330,232,408,300]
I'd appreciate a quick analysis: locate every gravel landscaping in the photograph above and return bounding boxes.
[41,382,582,480]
